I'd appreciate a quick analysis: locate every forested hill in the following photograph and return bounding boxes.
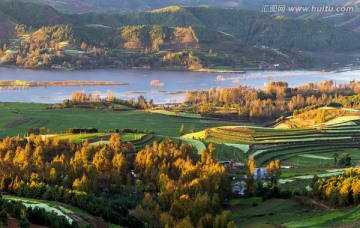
[22,0,360,35]
[69,6,360,51]
[21,0,359,13]
[1,0,360,51]
[1,2,360,70]
[0,0,66,27]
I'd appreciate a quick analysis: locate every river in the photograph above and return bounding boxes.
[0,67,359,104]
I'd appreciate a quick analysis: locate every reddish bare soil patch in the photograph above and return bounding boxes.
[228,205,252,211]
[86,135,111,143]
[92,217,107,228]
[7,217,19,228]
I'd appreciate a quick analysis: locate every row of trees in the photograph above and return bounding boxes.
[68,91,154,109]
[184,80,360,122]
[162,51,202,69]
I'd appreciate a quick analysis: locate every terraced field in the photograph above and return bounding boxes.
[184,115,360,167]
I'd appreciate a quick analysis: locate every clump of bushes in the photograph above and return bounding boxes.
[66,128,98,134]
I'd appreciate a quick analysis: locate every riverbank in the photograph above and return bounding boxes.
[0,63,249,74]
[0,80,129,87]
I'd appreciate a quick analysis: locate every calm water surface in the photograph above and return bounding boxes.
[0,67,359,103]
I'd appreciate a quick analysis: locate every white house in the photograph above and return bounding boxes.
[254,168,267,180]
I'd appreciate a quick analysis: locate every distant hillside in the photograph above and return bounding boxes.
[67,6,360,51]
[0,23,310,70]
[0,14,16,40]
[21,0,359,13]
[22,0,360,34]
[1,3,359,70]
[0,0,66,27]
[1,0,359,52]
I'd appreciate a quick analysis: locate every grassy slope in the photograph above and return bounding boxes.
[232,197,360,228]
[0,102,239,138]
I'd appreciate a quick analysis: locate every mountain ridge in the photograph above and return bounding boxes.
[20,0,360,34]
[0,2,359,70]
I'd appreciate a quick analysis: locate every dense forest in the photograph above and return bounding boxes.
[0,134,235,227]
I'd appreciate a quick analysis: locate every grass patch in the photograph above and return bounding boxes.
[213,143,247,162]
[64,50,86,55]
[149,110,203,119]
[230,197,262,206]
[178,138,206,154]
[298,154,333,160]
[121,133,145,141]
[224,143,250,153]
[5,49,18,54]
[232,199,331,227]
[58,133,109,143]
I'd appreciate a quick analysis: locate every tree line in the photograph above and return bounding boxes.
[184,80,360,122]
[312,168,360,207]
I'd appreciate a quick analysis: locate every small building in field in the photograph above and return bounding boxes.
[254,168,267,180]
[220,161,245,169]
[232,181,247,197]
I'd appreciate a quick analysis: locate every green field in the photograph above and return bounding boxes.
[177,137,206,154]
[213,143,247,162]
[230,197,263,206]
[57,133,146,144]
[149,109,203,119]
[0,103,239,138]
[57,132,109,143]
[231,197,360,227]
